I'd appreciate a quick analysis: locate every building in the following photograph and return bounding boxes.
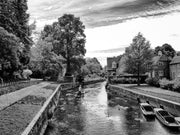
[170,56,180,80]
[107,57,118,76]
[147,51,171,79]
[116,55,127,75]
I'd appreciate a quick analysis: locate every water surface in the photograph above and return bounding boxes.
[45,82,180,135]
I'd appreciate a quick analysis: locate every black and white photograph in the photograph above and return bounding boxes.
[1,0,180,135]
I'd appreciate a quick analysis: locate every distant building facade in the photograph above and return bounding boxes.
[147,51,171,79]
[170,56,180,80]
[107,57,118,76]
[107,51,180,80]
[116,55,127,75]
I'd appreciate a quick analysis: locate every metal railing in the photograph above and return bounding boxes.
[0,79,41,89]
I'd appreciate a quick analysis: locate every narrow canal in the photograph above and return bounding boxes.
[45,82,180,135]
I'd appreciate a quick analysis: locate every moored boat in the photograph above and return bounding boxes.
[140,103,155,117]
[154,108,180,128]
[175,117,180,123]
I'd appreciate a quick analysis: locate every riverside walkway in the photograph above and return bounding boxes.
[116,84,180,103]
[0,81,58,135]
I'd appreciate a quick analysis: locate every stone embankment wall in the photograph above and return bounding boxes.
[21,84,61,135]
[108,85,180,116]
[21,83,77,135]
[84,79,105,85]
[21,79,105,135]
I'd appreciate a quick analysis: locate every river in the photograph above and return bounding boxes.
[44,82,180,135]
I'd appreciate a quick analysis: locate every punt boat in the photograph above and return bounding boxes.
[140,103,155,117]
[154,108,180,128]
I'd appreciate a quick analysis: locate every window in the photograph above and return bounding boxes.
[112,61,117,69]
[158,62,163,66]
[159,71,164,76]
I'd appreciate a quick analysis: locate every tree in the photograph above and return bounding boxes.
[154,46,162,55]
[125,32,153,86]
[0,0,32,79]
[0,0,32,65]
[0,27,20,80]
[30,37,65,80]
[81,65,90,77]
[177,51,180,56]
[83,58,102,77]
[154,43,175,58]
[42,14,86,76]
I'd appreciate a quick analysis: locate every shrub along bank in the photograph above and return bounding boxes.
[110,78,138,84]
[145,77,180,92]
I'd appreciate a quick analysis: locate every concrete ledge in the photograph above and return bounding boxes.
[109,85,180,116]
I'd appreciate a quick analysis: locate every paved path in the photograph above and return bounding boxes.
[0,82,51,111]
[116,84,180,103]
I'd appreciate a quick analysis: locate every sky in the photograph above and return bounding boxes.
[28,0,180,66]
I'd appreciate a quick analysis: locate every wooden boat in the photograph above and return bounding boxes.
[154,108,180,128]
[140,103,155,116]
[175,117,180,123]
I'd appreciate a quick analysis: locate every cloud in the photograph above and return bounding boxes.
[27,0,180,66]
[28,0,180,28]
[170,34,180,37]
[90,47,125,53]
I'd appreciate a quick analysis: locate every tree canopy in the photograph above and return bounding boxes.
[0,0,32,80]
[125,32,153,85]
[154,43,175,58]
[30,36,65,80]
[41,14,86,76]
[81,57,102,78]
[0,27,20,79]
[30,14,86,79]
[0,0,31,46]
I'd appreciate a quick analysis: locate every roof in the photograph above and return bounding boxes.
[170,56,180,65]
[152,55,170,65]
[152,56,160,65]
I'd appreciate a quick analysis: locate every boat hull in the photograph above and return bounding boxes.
[154,108,180,128]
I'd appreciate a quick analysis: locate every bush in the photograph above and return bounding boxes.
[145,77,160,87]
[159,78,174,90]
[146,77,180,93]
[111,77,138,84]
[173,79,180,92]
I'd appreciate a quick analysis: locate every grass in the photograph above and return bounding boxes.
[0,102,41,135]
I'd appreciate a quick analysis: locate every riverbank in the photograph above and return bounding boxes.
[0,82,58,135]
[117,84,180,103]
[108,84,180,116]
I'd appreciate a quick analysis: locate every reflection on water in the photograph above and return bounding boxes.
[45,82,180,135]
